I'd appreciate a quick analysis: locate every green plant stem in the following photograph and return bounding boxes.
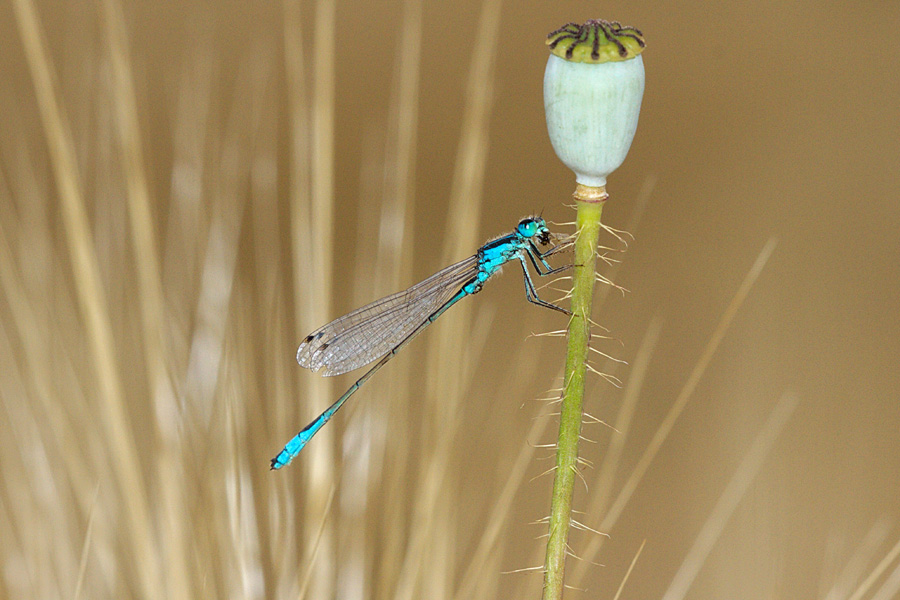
[542,192,605,600]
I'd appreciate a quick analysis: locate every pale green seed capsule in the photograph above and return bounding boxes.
[544,20,645,187]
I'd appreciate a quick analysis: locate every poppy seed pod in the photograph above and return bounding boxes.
[544,20,645,188]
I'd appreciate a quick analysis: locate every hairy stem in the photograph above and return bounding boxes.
[542,185,606,600]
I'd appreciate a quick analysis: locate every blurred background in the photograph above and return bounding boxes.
[1,0,898,599]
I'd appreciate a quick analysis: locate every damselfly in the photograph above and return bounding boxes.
[271,216,571,469]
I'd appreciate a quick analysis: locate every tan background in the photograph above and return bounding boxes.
[1,1,898,599]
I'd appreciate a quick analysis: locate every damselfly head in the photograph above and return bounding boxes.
[517,217,551,244]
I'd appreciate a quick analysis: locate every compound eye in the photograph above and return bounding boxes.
[517,219,538,237]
